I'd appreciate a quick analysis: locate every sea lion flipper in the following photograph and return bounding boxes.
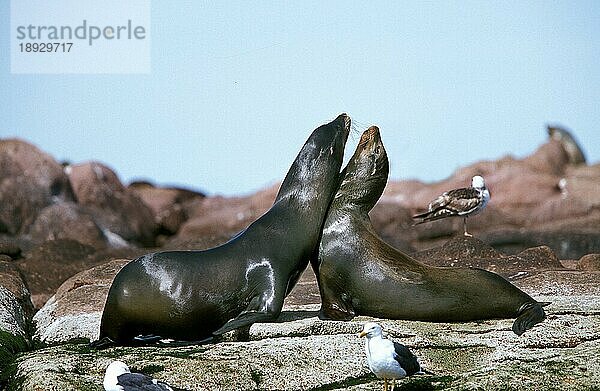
[512,302,547,336]
[318,293,356,321]
[213,310,277,335]
[89,336,115,350]
[319,304,355,321]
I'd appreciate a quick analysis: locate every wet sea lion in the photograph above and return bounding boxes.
[314,126,547,335]
[95,114,350,345]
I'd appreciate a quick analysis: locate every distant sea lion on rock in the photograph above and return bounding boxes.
[547,125,587,165]
[94,114,350,346]
[314,126,547,335]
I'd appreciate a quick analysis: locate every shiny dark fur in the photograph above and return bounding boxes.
[314,127,547,336]
[95,114,350,345]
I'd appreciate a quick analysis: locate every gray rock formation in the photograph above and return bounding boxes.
[6,236,600,390]
[0,285,30,383]
[6,269,600,390]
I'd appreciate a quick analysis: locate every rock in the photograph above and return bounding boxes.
[417,236,503,261]
[66,162,157,246]
[577,254,600,271]
[0,286,29,341]
[515,245,564,270]
[15,239,98,309]
[27,202,107,249]
[0,138,74,234]
[33,259,130,344]
[414,236,564,277]
[0,240,21,258]
[481,229,600,260]
[562,163,600,207]
[168,184,277,248]
[129,181,205,235]
[0,260,35,318]
[522,139,570,175]
[376,142,600,252]
[7,269,600,390]
[0,286,30,382]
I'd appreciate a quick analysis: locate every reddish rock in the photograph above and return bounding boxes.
[129,181,205,235]
[0,139,74,234]
[522,139,570,175]
[416,236,503,262]
[0,240,21,258]
[414,236,565,277]
[514,245,564,270]
[27,202,107,249]
[481,229,600,260]
[66,162,157,246]
[33,258,130,344]
[52,258,129,312]
[128,180,205,214]
[169,184,278,248]
[376,140,598,256]
[15,239,98,308]
[577,254,600,271]
[561,163,600,207]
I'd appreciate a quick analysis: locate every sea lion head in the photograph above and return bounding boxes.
[277,113,350,202]
[335,125,389,211]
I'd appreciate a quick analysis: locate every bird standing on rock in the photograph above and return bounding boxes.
[359,322,421,391]
[413,175,490,237]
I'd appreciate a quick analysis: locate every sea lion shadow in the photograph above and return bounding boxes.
[275,310,320,322]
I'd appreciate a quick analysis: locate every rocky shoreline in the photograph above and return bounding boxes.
[1,136,599,389]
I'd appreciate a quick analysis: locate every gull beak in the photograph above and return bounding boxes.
[358,331,367,338]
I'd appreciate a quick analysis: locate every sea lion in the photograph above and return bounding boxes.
[95,114,350,345]
[314,126,547,335]
[547,125,587,165]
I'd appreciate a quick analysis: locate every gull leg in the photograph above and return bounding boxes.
[391,378,396,391]
[384,378,388,391]
[463,217,472,237]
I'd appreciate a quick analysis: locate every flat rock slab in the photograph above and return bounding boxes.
[8,271,600,390]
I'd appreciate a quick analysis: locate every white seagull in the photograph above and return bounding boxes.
[413,175,490,237]
[359,322,420,391]
[103,361,175,391]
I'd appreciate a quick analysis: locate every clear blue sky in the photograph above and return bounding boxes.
[2,1,599,195]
